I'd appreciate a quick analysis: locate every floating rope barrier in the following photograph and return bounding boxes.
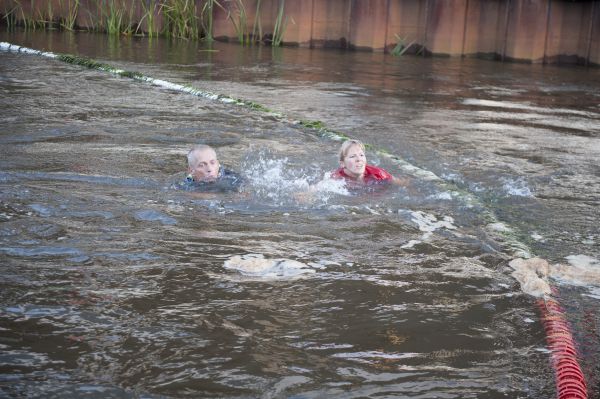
[0,41,530,258]
[539,296,588,399]
[0,41,589,398]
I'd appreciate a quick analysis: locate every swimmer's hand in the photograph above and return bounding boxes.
[294,191,316,204]
[293,185,319,204]
[392,176,411,186]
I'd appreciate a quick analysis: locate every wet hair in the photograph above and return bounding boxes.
[187,144,217,168]
[338,139,365,162]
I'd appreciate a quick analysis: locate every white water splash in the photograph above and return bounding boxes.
[245,156,309,204]
[224,254,316,279]
[244,155,347,205]
[312,174,349,196]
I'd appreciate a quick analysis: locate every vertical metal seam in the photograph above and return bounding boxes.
[423,0,430,57]
[502,0,512,62]
[543,0,552,65]
[346,0,353,49]
[310,0,315,48]
[461,0,470,57]
[384,0,391,53]
[585,1,596,66]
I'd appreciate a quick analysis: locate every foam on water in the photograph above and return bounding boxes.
[487,222,511,233]
[508,258,552,298]
[585,287,600,300]
[0,171,158,188]
[501,177,534,197]
[429,191,454,201]
[0,350,57,367]
[551,254,600,286]
[331,351,420,361]
[531,232,545,242]
[401,211,458,249]
[509,255,600,297]
[566,254,599,269]
[462,98,596,118]
[133,209,177,225]
[0,246,83,258]
[223,254,316,279]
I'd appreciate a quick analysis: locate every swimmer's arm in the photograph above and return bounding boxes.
[392,175,420,196]
[391,176,411,186]
[293,183,321,204]
[294,191,316,204]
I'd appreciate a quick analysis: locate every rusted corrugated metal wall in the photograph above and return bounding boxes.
[1,0,598,65]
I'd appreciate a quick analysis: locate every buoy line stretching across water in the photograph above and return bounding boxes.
[0,41,588,398]
[0,41,528,258]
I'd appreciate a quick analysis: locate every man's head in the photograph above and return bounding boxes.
[187,144,220,182]
[338,139,366,178]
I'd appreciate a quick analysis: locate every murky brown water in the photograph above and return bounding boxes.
[1,30,599,398]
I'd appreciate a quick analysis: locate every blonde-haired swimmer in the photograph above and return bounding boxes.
[295,139,408,203]
[331,139,405,185]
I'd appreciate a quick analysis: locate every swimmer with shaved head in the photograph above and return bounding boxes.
[186,144,243,191]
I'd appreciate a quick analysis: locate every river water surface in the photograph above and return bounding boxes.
[1,30,599,398]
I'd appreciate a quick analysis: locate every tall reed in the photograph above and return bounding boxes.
[27,0,55,30]
[137,0,159,38]
[45,1,56,28]
[6,0,32,30]
[11,0,51,30]
[59,0,80,31]
[2,1,18,29]
[390,34,416,57]
[82,1,100,32]
[227,0,248,45]
[105,0,125,35]
[163,0,200,40]
[2,4,15,28]
[228,0,265,45]
[32,1,49,29]
[200,0,225,42]
[122,1,136,35]
[18,1,34,30]
[272,0,289,47]
[252,0,262,44]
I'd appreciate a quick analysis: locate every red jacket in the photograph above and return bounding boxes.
[331,164,393,184]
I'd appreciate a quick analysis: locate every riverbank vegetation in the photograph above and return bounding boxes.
[1,0,290,45]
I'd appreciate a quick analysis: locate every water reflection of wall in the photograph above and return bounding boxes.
[1,0,598,65]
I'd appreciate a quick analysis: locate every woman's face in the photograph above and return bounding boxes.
[340,144,366,178]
